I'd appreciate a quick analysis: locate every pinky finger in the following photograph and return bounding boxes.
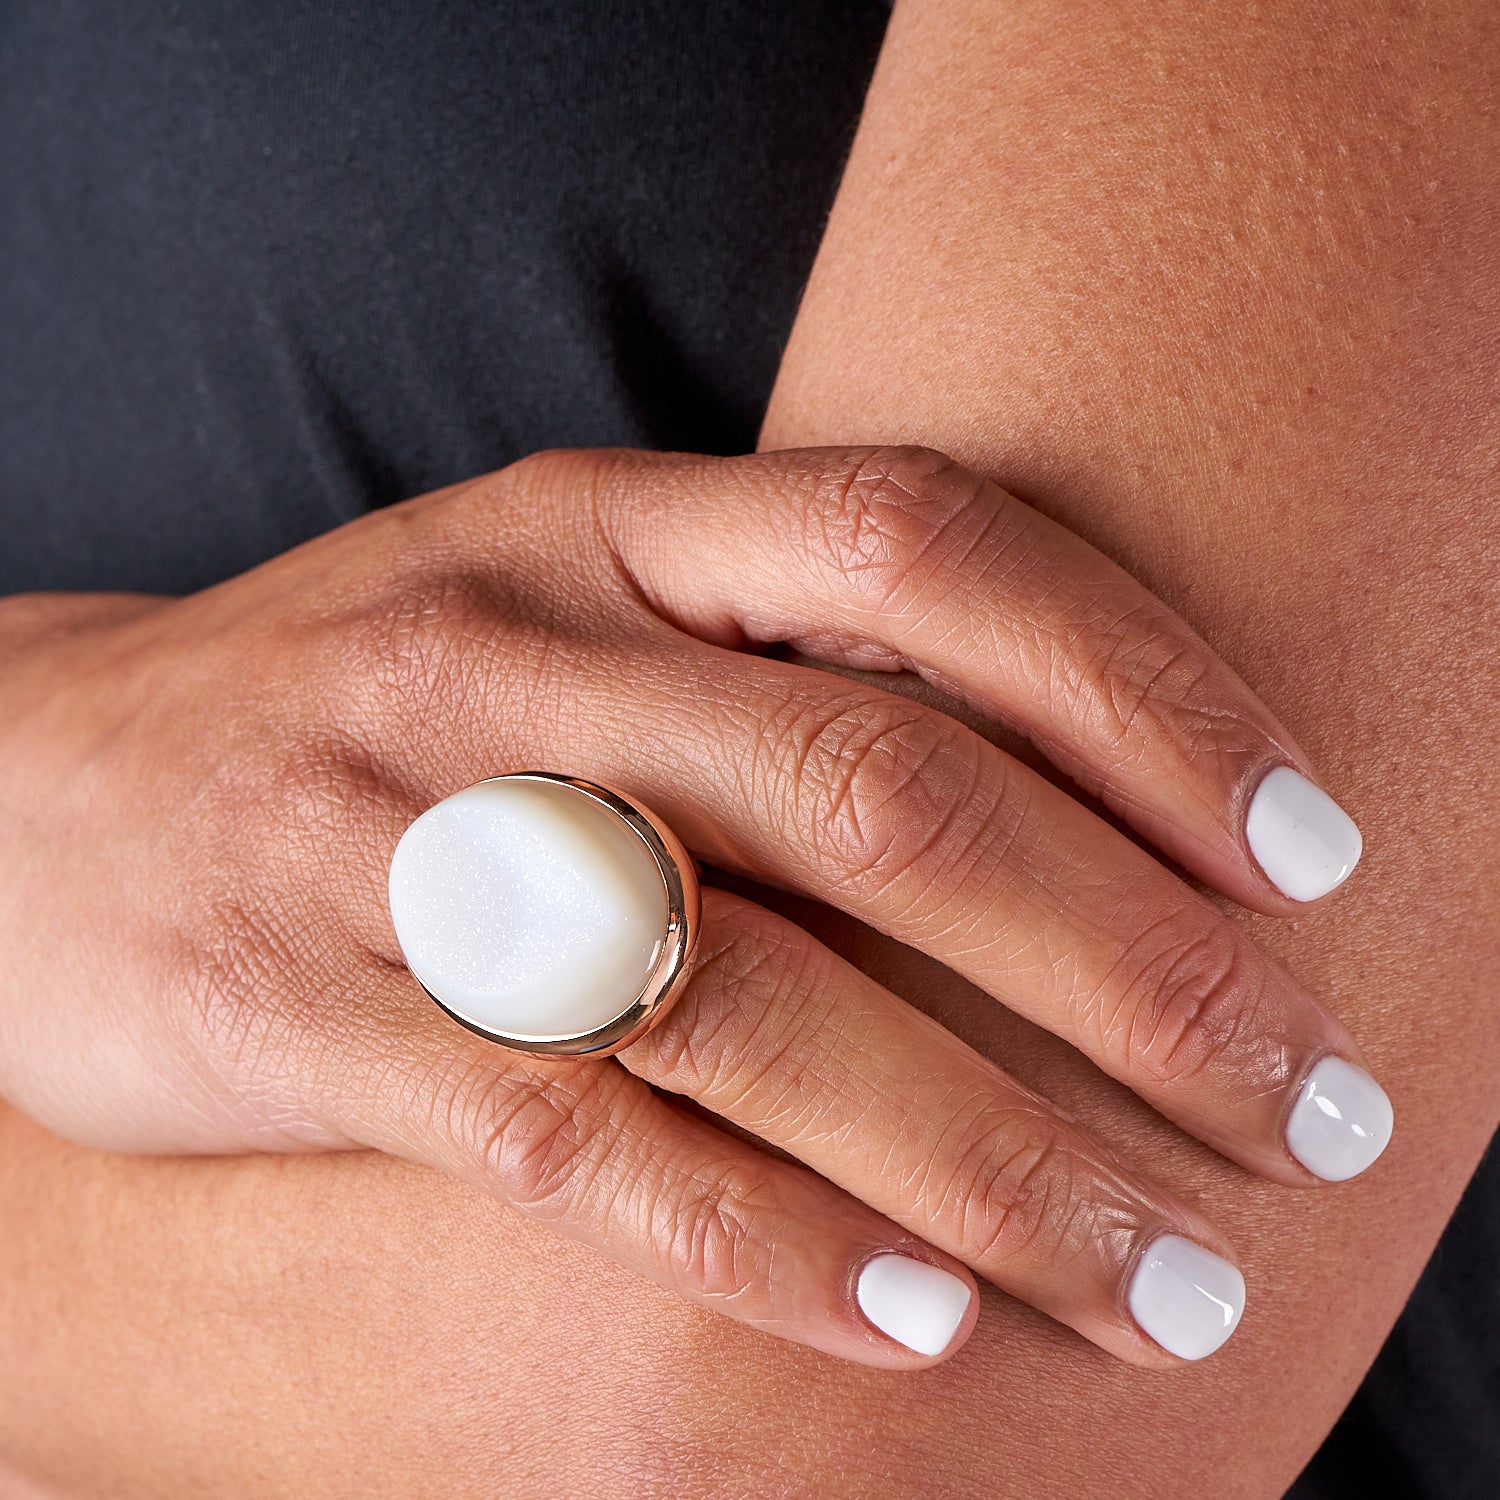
[352,1040,978,1368]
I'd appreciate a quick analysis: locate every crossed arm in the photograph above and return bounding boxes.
[764,0,1500,1489]
[3,1,1496,1496]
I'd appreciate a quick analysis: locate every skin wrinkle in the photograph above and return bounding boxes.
[711,882,1218,1320]
[469,1073,586,1215]
[903,805,1035,960]
[786,453,1284,870]
[785,697,959,891]
[666,1162,765,1308]
[628,873,1224,1362]
[2,4,1495,1492]
[597,444,1326,924]
[698,975,830,1124]
[814,452,989,614]
[745,998,864,1144]
[1082,909,1200,1054]
[1120,930,1264,1090]
[809,455,918,588]
[885,498,1012,639]
[651,974,776,1103]
[167,895,344,1150]
[575,1091,662,1239]
[851,745,1000,935]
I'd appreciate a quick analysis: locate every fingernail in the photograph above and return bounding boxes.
[1127,1235,1245,1361]
[1285,1055,1394,1182]
[1245,766,1362,902]
[856,1254,971,1357]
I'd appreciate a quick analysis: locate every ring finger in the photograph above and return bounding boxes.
[412,630,1386,1188]
[622,887,1245,1366]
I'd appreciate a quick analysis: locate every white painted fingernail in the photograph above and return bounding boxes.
[1285,1055,1394,1182]
[856,1254,971,1357]
[1245,766,1362,901]
[1127,1235,1245,1361]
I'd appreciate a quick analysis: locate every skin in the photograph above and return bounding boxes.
[2,0,1497,1496]
[0,442,1364,1376]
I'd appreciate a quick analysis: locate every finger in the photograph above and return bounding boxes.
[320,968,980,1370]
[339,462,1391,1185]
[623,889,1247,1366]
[408,628,1391,1187]
[599,444,1363,913]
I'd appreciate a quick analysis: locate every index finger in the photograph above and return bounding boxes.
[601,444,1362,914]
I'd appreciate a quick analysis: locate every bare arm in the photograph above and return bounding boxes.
[2,4,1496,1497]
[764,0,1500,1490]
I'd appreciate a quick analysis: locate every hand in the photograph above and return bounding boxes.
[0,444,1388,1369]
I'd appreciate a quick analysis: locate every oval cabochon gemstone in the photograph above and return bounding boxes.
[388,779,669,1040]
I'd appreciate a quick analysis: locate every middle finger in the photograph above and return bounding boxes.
[515,638,1389,1188]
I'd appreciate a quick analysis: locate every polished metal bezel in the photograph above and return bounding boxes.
[407,772,701,1058]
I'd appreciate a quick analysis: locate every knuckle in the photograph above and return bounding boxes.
[330,466,595,729]
[968,1142,1074,1265]
[471,1069,774,1306]
[497,443,613,499]
[641,903,801,1081]
[357,567,516,722]
[265,729,414,853]
[782,695,994,904]
[339,560,569,761]
[1096,916,1276,1087]
[492,446,571,496]
[655,1160,775,1305]
[171,738,411,1113]
[175,892,327,1099]
[480,449,606,551]
[471,1070,606,1218]
[197,727,419,950]
[804,445,986,611]
[921,1102,1095,1266]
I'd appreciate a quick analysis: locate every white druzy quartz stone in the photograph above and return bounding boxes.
[388,779,669,1040]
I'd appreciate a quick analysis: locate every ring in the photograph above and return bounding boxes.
[387,773,700,1057]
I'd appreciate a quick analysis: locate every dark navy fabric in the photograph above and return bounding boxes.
[0,0,888,592]
[0,5,1492,1495]
[1288,1150,1500,1500]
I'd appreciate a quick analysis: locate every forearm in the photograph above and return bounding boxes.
[765,0,1499,1492]
[4,6,1495,1493]
[0,1104,558,1497]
